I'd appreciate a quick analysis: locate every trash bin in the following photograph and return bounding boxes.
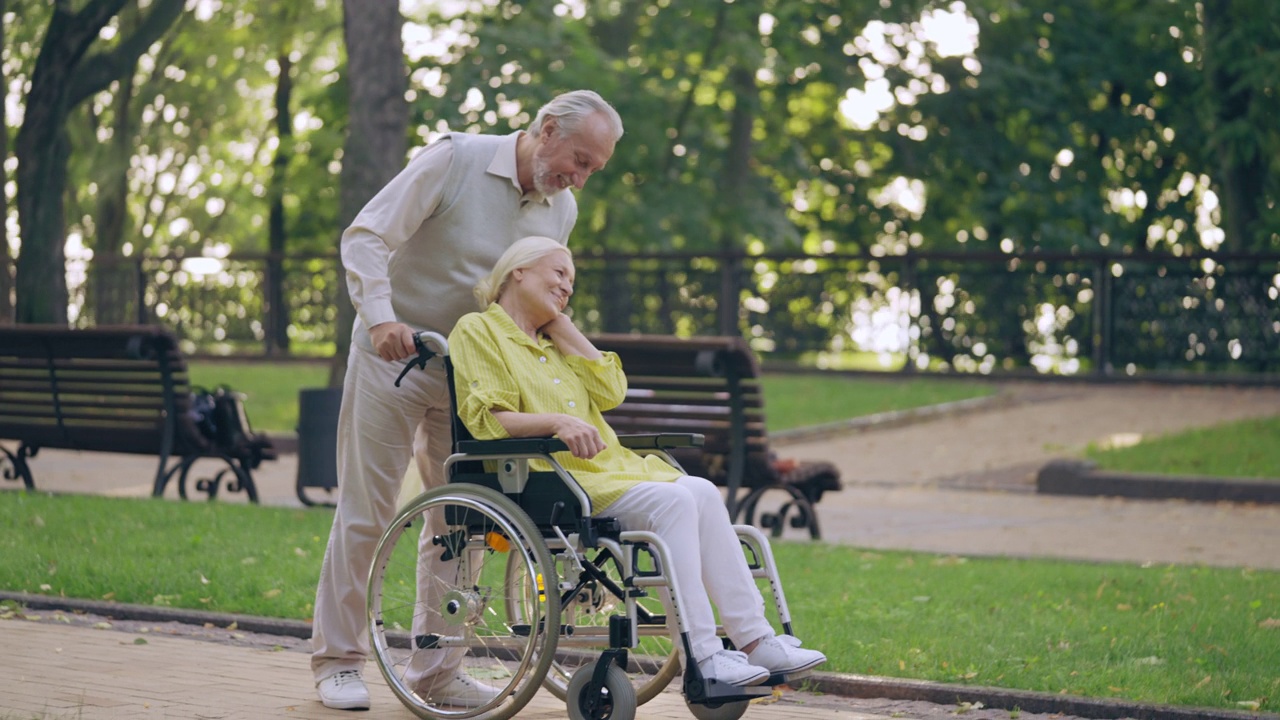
[296,386,342,506]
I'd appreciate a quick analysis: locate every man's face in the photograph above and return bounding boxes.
[531,113,615,197]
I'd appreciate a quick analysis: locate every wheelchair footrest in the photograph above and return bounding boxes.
[686,678,773,705]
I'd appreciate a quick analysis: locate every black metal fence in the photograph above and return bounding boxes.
[77,250,1280,377]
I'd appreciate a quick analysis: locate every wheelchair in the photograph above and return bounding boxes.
[367,332,809,720]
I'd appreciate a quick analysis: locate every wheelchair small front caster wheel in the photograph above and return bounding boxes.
[567,661,636,720]
[687,699,750,720]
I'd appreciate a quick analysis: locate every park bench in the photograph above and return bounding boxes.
[588,333,841,539]
[0,325,275,502]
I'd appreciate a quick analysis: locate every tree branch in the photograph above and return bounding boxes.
[68,0,186,106]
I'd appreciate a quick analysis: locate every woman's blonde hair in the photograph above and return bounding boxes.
[474,236,573,310]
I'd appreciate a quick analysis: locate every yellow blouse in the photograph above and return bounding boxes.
[449,304,680,512]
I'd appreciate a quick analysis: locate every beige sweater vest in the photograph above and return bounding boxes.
[353,133,577,352]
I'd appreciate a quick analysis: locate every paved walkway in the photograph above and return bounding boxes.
[3,617,894,720]
[3,378,1280,719]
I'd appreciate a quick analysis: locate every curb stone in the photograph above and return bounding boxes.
[1036,460,1280,505]
[3,591,1273,720]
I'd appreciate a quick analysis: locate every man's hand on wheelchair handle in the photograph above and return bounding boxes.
[370,321,416,362]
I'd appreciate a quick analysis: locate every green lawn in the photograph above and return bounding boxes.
[1085,414,1280,480]
[760,373,993,431]
[1,491,1277,711]
[188,360,330,434]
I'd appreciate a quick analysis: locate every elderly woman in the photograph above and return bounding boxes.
[447,235,826,687]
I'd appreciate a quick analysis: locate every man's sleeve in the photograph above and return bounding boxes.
[341,139,454,329]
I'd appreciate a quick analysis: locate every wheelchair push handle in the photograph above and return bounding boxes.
[394,331,449,387]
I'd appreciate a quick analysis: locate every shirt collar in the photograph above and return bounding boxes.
[484,303,555,351]
[486,131,551,206]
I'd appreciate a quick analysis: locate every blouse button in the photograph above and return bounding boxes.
[539,356,547,363]
[568,401,576,408]
[553,378,561,384]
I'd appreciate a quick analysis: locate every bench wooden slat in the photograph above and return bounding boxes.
[588,332,840,540]
[0,324,270,503]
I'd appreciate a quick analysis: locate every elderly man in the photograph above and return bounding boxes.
[311,90,623,711]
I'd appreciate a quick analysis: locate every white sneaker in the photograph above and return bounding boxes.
[746,634,827,676]
[420,671,503,707]
[316,669,370,710]
[698,649,770,687]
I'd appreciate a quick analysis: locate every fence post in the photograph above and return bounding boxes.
[1092,258,1113,377]
[717,251,742,336]
[135,257,149,325]
[902,253,918,373]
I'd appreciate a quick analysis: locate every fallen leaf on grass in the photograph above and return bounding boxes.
[1259,618,1280,629]
[263,588,282,599]
[1193,675,1212,689]
[1236,701,1261,711]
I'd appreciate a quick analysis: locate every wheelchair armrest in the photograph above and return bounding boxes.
[455,437,570,455]
[617,433,705,450]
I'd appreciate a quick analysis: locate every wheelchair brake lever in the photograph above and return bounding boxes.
[394,333,438,387]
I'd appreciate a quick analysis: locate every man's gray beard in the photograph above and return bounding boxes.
[532,156,565,197]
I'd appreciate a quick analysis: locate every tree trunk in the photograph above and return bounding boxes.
[716,65,757,336]
[1202,0,1267,252]
[14,0,184,324]
[329,0,407,386]
[91,67,135,325]
[266,51,294,355]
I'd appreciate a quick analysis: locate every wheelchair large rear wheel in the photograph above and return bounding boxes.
[368,484,560,719]
[505,543,680,704]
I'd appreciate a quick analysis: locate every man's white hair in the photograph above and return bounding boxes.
[529,90,624,143]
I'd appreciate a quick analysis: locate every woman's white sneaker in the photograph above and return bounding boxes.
[698,649,770,687]
[316,669,370,710]
[746,634,827,676]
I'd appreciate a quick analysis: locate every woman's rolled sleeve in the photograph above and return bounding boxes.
[564,351,627,411]
[449,318,521,439]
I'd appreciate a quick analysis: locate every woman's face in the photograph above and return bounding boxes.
[511,251,575,323]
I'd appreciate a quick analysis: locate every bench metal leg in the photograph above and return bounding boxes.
[739,485,822,540]
[1,443,36,491]
[155,453,260,503]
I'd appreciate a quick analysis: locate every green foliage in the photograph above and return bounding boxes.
[6,0,1279,367]
[1085,414,1280,479]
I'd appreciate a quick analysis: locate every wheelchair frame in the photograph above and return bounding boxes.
[366,332,805,720]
